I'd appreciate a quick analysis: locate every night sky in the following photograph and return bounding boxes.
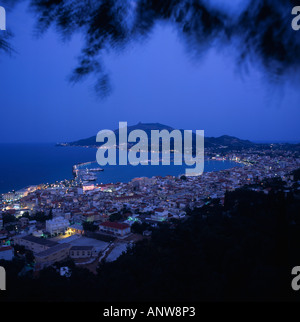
[0,1,299,143]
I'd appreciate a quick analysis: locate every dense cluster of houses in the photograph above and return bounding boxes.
[0,147,299,269]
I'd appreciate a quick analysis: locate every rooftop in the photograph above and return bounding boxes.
[35,243,71,258]
[70,245,94,251]
[21,235,58,247]
[100,222,130,230]
[0,246,12,252]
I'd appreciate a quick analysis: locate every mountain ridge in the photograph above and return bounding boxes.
[58,122,256,149]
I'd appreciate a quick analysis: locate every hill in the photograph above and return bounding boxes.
[59,122,256,149]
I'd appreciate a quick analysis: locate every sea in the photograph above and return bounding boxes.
[0,143,241,194]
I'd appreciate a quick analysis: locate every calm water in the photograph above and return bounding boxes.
[0,143,240,194]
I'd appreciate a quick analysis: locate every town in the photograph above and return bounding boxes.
[0,145,299,275]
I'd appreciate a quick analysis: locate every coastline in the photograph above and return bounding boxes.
[0,140,262,197]
[0,147,241,197]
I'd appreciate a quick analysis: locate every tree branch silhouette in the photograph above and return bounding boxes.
[2,0,300,96]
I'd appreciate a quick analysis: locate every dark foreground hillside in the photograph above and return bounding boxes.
[1,172,300,302]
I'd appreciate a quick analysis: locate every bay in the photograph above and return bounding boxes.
[0,143,240,194]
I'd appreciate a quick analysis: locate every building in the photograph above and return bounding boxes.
[35,243,72,270]
[0,246,13,261]
[69,246,96,259]
[82,184,95,192]
[113,195,140,203]
[67,224,84,235]
[13,235,58,253]
[2,192,17,202]
[0,231,8,246]
[82,212,101,222]
[45,216,70,236]
[99,222,130,237]
[15,188,29,199]
[20,217,29,227]
[151,208,169,222]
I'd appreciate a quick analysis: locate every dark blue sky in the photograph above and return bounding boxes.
[0,1,299,143]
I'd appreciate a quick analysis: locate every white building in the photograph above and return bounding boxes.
[151,208,169,222]
[46,216,70,236]
[2,192,17,202]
